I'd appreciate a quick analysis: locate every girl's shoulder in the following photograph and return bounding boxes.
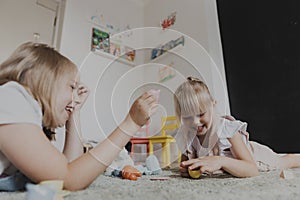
[217,117,248,139]
[1,81,28,94]
[0,81,42,127]
[0,81,35,105]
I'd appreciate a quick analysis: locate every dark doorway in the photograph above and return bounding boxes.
[217,1,300,153]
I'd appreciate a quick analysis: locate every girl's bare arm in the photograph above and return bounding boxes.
[0,92,156,191]
[182,133,259,177]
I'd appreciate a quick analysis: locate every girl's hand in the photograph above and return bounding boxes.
[179,153,192,177]
[179,161,190,177]
[182,156,223,175]
[128,91,158,127]
[73,83,89,111]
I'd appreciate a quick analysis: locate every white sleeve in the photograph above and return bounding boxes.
[0,82,42,127]
[221,119,248,139]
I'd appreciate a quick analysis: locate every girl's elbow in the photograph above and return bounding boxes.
[247,166,260,177]
[247,171,259,177]
[65,185,88,192]
[64,183,88,191]
[61,170,91,191]
[238,164,259,178]
[63,177,90,191]
[252,169,260,177]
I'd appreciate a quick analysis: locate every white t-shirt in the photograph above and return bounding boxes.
[176,118,250,159]
[216,118,250,157]
[177,118,281,171]
[0,81,42,175]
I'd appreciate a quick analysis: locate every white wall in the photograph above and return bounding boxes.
[59,0,145,143]
[58,0,229,146]
[0,0,57,63]
[0,0,229,155]
[143,0,230,119]
[144,0,226,81]
[129,28,217,135]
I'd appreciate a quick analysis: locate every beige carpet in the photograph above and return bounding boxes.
[1,168,300,200]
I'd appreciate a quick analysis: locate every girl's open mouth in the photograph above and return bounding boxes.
[65,106,74,115]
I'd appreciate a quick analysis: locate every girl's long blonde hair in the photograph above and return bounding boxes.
[174,76,215,123]
[0,42,77,129]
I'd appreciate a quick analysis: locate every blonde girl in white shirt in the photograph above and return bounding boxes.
[0,42,157,190]
[174,76,300,178]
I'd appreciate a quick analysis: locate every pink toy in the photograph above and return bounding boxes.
[148,89,160,103]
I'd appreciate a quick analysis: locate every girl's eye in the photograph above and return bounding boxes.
[71,85,76,90]
[197,112,205,117]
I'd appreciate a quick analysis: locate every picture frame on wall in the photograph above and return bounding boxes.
[122,46,136,62]
[151,35,184,60]
[91,27,136,65]
[110,42,121,57]
[91,27,110,53]
[110,42,136,62]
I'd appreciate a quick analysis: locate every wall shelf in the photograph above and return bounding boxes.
[92,50,136,67]
[149,44,184,63]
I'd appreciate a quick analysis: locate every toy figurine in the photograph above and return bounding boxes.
[121,165,142,181]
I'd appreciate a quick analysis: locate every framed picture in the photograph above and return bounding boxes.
[91,27,110,53]
[91,27,136,64]
[110,42,121,57]
[151,36,184,60]
[159,62,175,82]
[122,46,136,62]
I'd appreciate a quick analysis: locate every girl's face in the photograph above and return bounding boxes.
[56,71,79,126]
[181,102,214,136]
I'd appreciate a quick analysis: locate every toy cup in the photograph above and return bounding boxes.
[39,180,63,192]
[26,183,56,200]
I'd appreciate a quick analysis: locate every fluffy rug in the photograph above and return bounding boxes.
[1,168,300,200]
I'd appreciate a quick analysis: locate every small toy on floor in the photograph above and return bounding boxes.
[105,148,162,180]
[188,168,202,179]
[122,165,142,181]
[26,183,65,200]
[280,169,295,179]
[39,180,70,197]
[148,89,160,103]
